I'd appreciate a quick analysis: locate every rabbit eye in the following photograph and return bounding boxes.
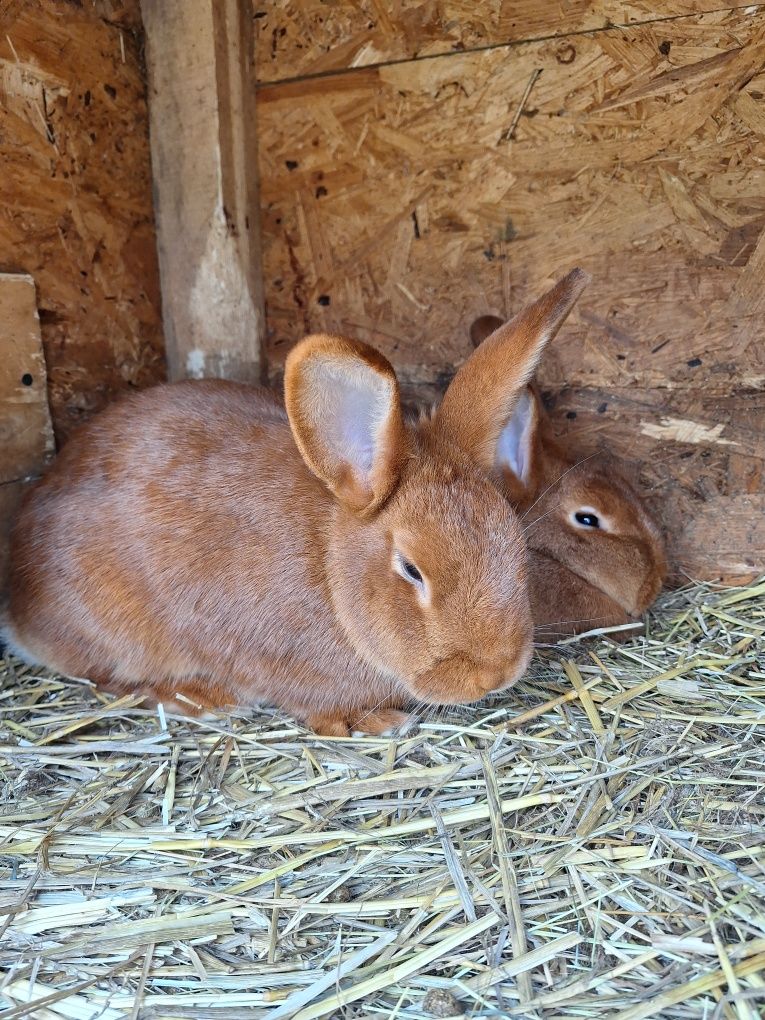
[575,511,600,528]
[402,560,423,584]
[393,549,427,593]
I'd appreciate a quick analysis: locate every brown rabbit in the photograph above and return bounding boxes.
[2,271,589,735]
[469,316,667,640]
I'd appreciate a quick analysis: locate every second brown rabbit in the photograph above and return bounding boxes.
[470,315,667,640]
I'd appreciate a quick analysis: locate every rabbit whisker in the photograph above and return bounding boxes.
[534,614,625,630]
[352,692,400,729]
[523,502,566,533]
[520,453,599,525]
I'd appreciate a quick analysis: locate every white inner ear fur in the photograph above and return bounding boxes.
[305,358,393,480]
[495,388,534,484]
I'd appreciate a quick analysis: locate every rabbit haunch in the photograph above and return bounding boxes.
[2,270,589,735]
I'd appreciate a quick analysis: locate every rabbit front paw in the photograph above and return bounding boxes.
[306,708,413,737]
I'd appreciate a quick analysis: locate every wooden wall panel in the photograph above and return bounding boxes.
[257,7,765,582]
[0,273,55,585]
[0,0,164,443]
[254,0,756,82]
[0,275,55,485]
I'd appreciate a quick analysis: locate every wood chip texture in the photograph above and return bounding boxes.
[0,0,165,442]
[256,5,765,583]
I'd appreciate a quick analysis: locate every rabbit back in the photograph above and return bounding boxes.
[5,380,383,716]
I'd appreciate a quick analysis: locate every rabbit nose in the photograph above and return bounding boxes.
[500,645,534,689]
[475,651,532,694]
[473,669,504,693]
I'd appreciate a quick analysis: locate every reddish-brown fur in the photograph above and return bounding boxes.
[469,317,667,639]
[2,271,590,734]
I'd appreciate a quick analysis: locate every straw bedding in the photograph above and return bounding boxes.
[0,579,763,1019]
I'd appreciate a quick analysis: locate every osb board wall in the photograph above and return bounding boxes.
[0,0,164,443]
[256,5,765,583]
[254,0,757,81]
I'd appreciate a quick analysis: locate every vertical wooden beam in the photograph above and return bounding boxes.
[0,273,55,583]
[140,0,265,382]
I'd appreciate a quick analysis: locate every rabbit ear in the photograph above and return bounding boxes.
[469,315,504,349]
[471,317,543,495]
[285,334,406,514]
[435,269,589,472]
[496,385,540,490]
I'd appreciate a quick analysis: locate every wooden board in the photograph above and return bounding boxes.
[256,6,765,581]
[141,0,265,384]
[0,0,164,443]
[0,273,54,585]
[0,274,55,485]
[254,0,758,82]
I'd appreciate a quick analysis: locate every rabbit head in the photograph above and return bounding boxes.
[520,453,667,621]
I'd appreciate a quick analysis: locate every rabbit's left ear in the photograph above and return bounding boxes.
[495,385,540,491]
[434,269,589,475]
[469,319,542,492]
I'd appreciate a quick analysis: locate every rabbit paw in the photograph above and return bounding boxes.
[140,678,233,717]
[306,708,412,737]
[306,713,352,737]
[351,708,413,735]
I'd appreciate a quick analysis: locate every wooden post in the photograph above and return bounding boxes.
[140,0,265,383]
[0,274,55,582]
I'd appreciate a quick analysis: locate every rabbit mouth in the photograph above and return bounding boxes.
[540,551,650,619]
[635,565,666,614]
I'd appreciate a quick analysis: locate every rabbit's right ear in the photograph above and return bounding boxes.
[469,318,542,495]
[285,335,407,515]
[435,269,589,474]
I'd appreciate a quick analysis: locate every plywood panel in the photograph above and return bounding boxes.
[257,7,765,580]
[0,273,55,588]
[0,0,164,442]
[254,0,757,82]
[0,274,55,485]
